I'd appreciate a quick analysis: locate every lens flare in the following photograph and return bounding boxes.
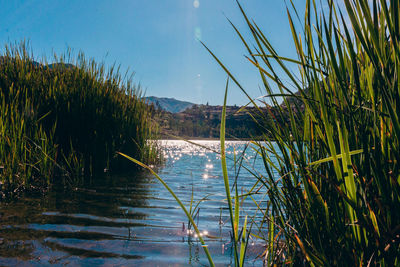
[194,27,202,41]
[193,0,200,8]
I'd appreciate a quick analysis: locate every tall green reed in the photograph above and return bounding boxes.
[207,0,400,265]
[119,79,254,267]
[120,0,400,265]
[0,43,159,194]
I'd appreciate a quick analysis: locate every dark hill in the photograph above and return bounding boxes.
[145,96,194,113]
[152,104,278,139]
[0,57,75,70]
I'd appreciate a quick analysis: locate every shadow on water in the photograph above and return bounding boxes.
[0,174,151,265]
[0,141,267,266]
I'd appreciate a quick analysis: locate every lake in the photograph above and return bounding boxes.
[0,140,270,266]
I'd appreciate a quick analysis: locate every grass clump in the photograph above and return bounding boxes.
[207,0,400,265]
[0,43,159,196]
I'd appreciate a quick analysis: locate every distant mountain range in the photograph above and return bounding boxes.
[144,96,195,113]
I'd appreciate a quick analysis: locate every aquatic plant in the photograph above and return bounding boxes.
[0,43,159,195]
[206,0,400,265]
[121,0,400,265]
[120,79,253,267]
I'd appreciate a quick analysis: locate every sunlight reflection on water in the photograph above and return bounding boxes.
[0,140,276,266]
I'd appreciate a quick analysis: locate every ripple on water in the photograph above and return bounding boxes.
[0,140,275,266]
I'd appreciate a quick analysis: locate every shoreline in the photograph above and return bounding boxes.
[154,137,265,141]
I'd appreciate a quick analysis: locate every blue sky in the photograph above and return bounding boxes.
[0,0,306,105]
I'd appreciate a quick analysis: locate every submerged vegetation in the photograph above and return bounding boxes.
[123,0,400,265]
[0,43,158,197]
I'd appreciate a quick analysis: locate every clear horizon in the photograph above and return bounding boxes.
[0,0,312,106]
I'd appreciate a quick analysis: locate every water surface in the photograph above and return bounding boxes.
[0,140,269,266]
